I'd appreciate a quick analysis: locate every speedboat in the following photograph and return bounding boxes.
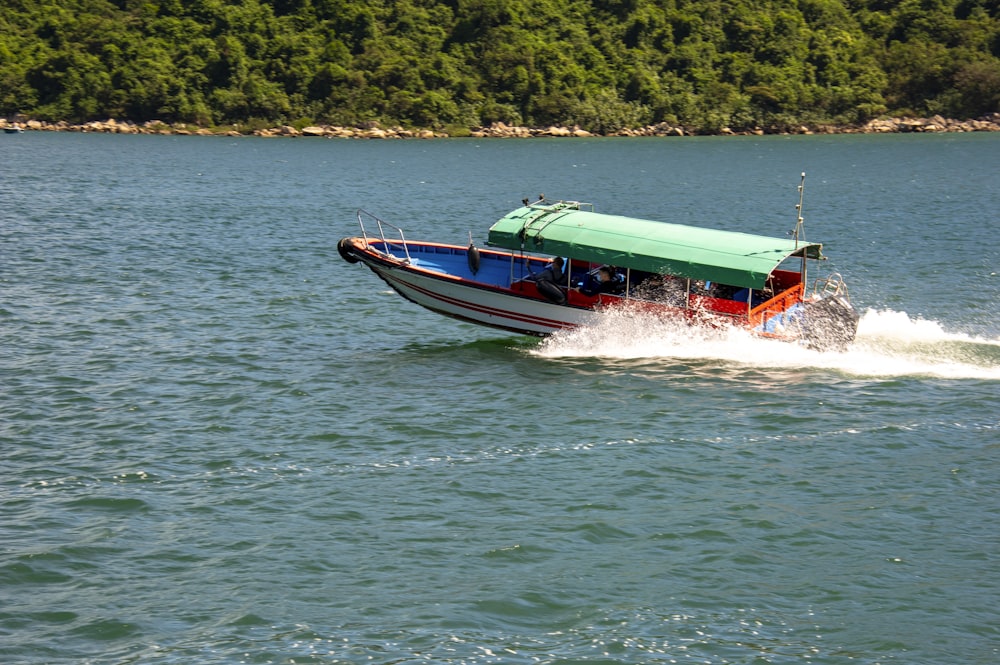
[338,178,859,349]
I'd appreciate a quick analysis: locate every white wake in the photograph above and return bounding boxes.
[532,308,1000,380]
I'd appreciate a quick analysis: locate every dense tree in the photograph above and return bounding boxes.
[0,0,996,132]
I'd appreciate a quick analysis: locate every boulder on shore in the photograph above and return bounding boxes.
[6,114,1000,138]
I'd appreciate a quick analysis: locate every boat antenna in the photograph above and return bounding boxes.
[792,172,806,248]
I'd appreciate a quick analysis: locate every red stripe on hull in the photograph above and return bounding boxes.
[376,266,583,333]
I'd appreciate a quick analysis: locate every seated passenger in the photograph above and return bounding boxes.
[532,256,567,304]
[578,266,622,296]
[534,256,564,284]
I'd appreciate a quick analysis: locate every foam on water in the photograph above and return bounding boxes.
[533,307,1000,380]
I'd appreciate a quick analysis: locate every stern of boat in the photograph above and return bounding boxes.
[798,295,859,350]
[798,274,860,350]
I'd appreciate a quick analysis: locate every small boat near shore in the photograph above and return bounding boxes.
[338,177,859,349]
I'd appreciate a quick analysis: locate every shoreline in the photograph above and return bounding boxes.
[4,114,999,138]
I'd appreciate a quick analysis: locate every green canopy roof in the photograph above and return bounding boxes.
[486,201,824,290]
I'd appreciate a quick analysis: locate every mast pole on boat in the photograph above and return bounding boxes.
[793,172,806,248]
[794,172,808,288]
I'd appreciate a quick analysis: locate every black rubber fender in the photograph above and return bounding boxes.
[467,243,481,275]
[536,278,567,305]
[338,238,360,264]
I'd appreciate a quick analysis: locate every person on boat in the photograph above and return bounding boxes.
[579,266,623,296]
[533,256,564,284]
[529,256,567,304]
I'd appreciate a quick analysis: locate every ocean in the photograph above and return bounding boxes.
[2,131,998,664]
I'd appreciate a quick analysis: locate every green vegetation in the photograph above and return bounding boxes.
[1,0,998,133]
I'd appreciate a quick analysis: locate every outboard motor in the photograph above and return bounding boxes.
[799,295,860,351]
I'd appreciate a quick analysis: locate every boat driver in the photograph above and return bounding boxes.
[579,266,622,296]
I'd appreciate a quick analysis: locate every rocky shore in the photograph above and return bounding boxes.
[3,113,999,138]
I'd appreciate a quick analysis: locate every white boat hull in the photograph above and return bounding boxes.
[367,261,597,335]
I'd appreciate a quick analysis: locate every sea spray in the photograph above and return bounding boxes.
[534,306,1000,380]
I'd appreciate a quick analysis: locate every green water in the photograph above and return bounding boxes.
[2,132,999,664]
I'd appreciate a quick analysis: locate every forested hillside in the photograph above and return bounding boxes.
[1,0,998,134]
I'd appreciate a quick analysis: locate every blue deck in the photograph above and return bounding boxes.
[384,242,547,288]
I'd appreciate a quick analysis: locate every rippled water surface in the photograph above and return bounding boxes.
[2,132,999,664]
